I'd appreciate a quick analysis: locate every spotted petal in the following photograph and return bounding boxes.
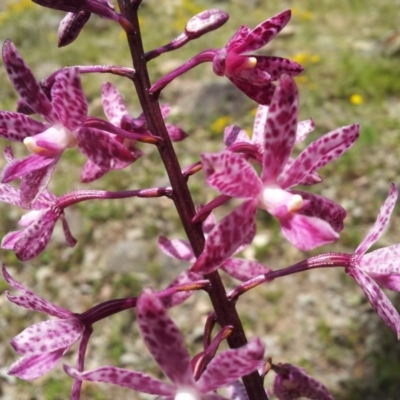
[2,40,55,122]
[261,75,298,183]
[347,267,400,338]
[77,127,134,168]
[234,10,291,54]
[197,338,264,393]
[137,289,195,387]
[101,82,129,126]
[356,183,398,256]
[202,151,262,199]
[0,111,48,141]
[64,364,174,396]
[51,68,88,130]
[3,266,73,318]
[192,200,257,275]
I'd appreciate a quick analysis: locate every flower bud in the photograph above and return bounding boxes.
[185,9,229,39]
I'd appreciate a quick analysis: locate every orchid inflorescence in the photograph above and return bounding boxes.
[0,2,399,400]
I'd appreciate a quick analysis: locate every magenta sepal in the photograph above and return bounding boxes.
[3,266,85,381]
[159,211,270,281]
[64,289,265,399]
[191,200,257,275]
[273,363,334,400]
[347,183,400,338]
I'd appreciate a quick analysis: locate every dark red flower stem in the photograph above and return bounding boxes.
[117,1,268,398]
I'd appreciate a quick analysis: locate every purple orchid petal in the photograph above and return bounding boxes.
[229,77,276,106]
[202,151,262,199]
[58,11,91,47]
[273,363,334,400]
[224,125,250,147]
[158,236,195,262]
[159,104,171,119]
[202,211,217,235]
[11,319,83,355]
[161,271,204,308]
[77,127,134,168]
[2,266,73,318]
[64,364,175,396]
[261,75,298,184]
[166,123,188,142]
[347,268,400,339]
[137,288,195,387]
[356,183,398,256]
[0,183,24,207]
[371,272,400,292]
[234,10,291,54]
[222,258,272,281]
[9,348,67,381]
[1,230,25,250]
[225,381,250,400]
[1,154,55,183]
[101,82,128,126]
[20,158,58,207]
[51,68,87,130]
[2,40,56,122]
[254,56,304,81]
[13,207,61,261]
[252,105,269,146]
[0,111,48,141]
[225,25,250,51]
[192,200,257,275]
[294,191,346,233]
[360,245,400,291]
[280,124,360,189]
[80,159,109,182]
[197,338,264,393]
[279,213,340,251]
[295,118,315,143]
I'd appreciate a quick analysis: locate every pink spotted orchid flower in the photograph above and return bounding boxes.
[2,266,87,381]
[0,40,134,205]
[346,182,400,338]
[196,75,359,274]
[212,10,303,105]
[0,179,76,261]
[65,288,265,400]
[159,211,272,281]
[151,10,303,105]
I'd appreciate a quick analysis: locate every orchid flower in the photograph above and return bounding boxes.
[151,10,303,105]
[212,10,303,104]
[0,150,76,261]
[65,288,265,400]
[224,106,319,184]
[159,211,272,281]
[32,0,120,23]
[346,182,400,338]
[2,266,87,381]
[199,76,359,260]
[272,363,334,400]
[0,40,134,204]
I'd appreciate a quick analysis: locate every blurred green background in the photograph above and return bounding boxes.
[0,0,399,399]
